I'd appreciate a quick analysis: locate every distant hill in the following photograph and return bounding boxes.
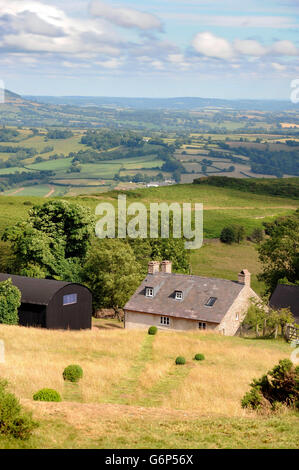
[24,95,298,111]
[0,88,41,106]
[0,88,298,128]
[3,89,22,100]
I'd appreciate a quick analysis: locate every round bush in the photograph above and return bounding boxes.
[175,356,186,365]
[33,388,61,402]
[194,353,205,361]
[148,326,158,336]
[63,365,83,383]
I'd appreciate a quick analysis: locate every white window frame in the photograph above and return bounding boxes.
[175,291,183,300]
[160,316,170,326]
[198,322,206,330]
[146,287,154,297]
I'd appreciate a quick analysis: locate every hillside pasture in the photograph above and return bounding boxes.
[0,324,297,449]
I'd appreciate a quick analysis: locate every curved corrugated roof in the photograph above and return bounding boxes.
[0,273,77,306]
[270,284,299,321]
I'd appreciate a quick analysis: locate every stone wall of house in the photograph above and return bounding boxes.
[124,310,218,331]
[217,286,259,336]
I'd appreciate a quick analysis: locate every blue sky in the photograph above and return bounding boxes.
[0,0,298,99]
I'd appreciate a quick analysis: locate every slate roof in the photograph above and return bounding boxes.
[124,272,245,323]
[0,273,74,306]
[269,284,299,322]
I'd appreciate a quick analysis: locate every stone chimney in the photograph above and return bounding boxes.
[161,260,172,274]
[148,261,160,275]
[238,269,251,287]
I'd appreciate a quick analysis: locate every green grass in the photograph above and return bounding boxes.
[1,407,298,449]
[0,166,31,175]
[190,241,264,294]
[0,183,297,294]
[137,363,192,408]
[27,157,73,172]
[106,334,155,405]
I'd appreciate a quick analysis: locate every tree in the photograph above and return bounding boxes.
[258,210,299,293]
[243,297,294,338]
[2,200,95,282]
[250,227,264,243]
[82,239,143,317]
[0,278,21,325]
[233,225,246,244]
[0,241,15,273]
[220,226,235,244]
[148,238,190,273]
[27,200,95,258]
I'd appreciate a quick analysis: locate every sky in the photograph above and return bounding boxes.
[0,0,298,99]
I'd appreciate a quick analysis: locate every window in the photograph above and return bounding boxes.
[63,293,77,306]
[205,297,217,307]
[235,313,239,321]
[198,322,206,330]
[160,316,170,326]
[175,291,183,300]
[146,287,154,297]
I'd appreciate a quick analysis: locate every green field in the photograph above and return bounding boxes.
[0,183,297,296]
[0,124,298,195]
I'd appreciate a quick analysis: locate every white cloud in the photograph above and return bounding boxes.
[167,54,191,70]
[1,32,120,55]
[271,40,298,56]
[192,32,298,60]
[192,32,234,60]
[1,11,65,37]
[96,58,123,69]
[0,0,122,56]
[151,60,165,70]
[164,13,297,29]
[271,62,286,71]
[89,0,163,31]
[234,39,267,57]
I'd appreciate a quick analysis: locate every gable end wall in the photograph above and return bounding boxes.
[217,286,259,336]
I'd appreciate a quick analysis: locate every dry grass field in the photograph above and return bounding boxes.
[0,323,298,448]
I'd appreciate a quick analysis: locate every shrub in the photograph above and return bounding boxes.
[241,388,263,410]
[250,227,264,243]
[148,326,158,335]
[63,365,83,383]
[33,388,61,402]
[194,353,205,361]
[220,226,235,244]
[0,379,38,439]
[175,356,186,365]
[241,359,299,411]
[220,225,245,244]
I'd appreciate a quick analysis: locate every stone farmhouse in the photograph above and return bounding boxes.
[124,261,259,336]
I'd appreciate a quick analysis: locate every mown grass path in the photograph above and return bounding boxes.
[105,334,155,405]
[104,332,193,408]
[136,363,193,408]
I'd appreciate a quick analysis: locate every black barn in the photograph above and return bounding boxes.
[0,273,92,330]
[270,284,299,324]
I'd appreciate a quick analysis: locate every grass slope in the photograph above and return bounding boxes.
[0,183,297,294]
[0,323,297,449]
